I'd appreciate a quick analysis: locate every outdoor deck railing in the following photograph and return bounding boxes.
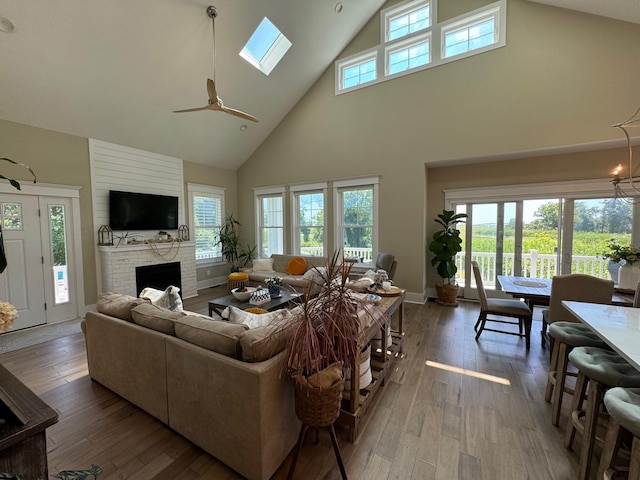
[459,250,612,288]
[300,247,373,263]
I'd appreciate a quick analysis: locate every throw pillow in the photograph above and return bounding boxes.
[286,256,308,275]
[139,285,183,312]
[252,258,275,272]
[227,305,289,329]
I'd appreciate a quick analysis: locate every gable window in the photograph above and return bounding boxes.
[188,184,225,264]
[385,0,431,42]
[442,5,502,60]
[334,177,379,265]
[291,183,327,257]
[337,51,377,91]
[386,34,430,76]
[336,0,505,94]
[240,17,291,76]
[255,186,285,257]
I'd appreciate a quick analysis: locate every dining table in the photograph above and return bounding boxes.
[497,275,634,310]
[562,301,640,370]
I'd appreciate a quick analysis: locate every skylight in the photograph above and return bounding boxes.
[240,17,291,76]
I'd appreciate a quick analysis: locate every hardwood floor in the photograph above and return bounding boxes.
[0,289,590,479]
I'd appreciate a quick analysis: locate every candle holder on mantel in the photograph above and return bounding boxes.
[178,225,189,241]
[98,225,113,246]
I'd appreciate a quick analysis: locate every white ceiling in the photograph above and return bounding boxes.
[527,0,640,25]
[0,0,385,169]
[0,0,638,170]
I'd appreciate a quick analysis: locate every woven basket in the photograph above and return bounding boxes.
[294,377,344,428]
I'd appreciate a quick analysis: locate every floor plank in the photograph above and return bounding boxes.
[0,288,596,479]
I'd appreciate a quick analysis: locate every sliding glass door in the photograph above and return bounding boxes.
[455,194,635,298]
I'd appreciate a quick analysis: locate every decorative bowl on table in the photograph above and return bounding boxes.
[232,287,257,302]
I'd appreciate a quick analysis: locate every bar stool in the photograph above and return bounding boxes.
[598,387,640,479]
[545,321,611,426]
[564,347,640,480]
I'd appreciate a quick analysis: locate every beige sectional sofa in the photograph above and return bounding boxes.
[247,253,328,291]
[82,293,299,480]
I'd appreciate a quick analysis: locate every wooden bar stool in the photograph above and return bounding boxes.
[545,321,611,426]
[598,387,640,479]
[564,347,640,480]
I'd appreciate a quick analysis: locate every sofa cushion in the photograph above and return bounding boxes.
[131,303,186,335]
[286,256,307,275]
[97,292,150,322]
[239,324,289,363]
[253,258,275,272]
[226,305,290,329]
[174,315,248,358]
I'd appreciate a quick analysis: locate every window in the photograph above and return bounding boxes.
[291,183,327,257]
[386,34,430,76]
[442,5,502,60]
[335,0,506,94]
[255,186,285,257]
[240,17,291,76]
[385,0,431,41]
[1,202,22,230]
[443,179,637,298]
[334,177,379,265]
[337,51,378,92]
[188,184,225,264]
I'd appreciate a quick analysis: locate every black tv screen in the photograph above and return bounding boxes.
[109,190,178,231]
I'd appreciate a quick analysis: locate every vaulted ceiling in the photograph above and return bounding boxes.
[0,0,637,170]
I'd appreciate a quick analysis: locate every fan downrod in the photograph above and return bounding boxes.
[206,6,217,19]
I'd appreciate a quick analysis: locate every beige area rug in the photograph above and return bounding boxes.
[0,318,83,354]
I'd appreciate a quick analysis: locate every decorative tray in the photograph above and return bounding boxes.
[368,285,403,297]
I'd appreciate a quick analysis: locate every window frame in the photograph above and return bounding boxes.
[335,48,379,94]
[254,185,286,258]
[290,182,328,257]
[335,0,506,94]
[333,176,379,266]
[188,183,226,267]
[440,3,505,63]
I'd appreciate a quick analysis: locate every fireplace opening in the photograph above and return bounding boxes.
[136,262,182,297]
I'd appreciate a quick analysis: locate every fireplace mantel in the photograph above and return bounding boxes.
[98,241,196,298]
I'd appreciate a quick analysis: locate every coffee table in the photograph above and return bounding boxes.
[208,290,303,317]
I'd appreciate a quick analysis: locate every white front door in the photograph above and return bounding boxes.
[0,194,46,330]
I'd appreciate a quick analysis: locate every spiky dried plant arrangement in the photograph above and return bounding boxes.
[282,250,385,380]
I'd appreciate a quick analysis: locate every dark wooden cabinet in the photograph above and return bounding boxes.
[0,363,58,478]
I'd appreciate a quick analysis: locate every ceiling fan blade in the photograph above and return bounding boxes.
[221,105,260,123]
[173,105,212,113]
[207,78,218,103]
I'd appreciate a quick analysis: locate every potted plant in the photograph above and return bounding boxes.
[428,209,467,306]
[265,276,283,298]
[602,239,640,289]
[215,213,256,272]
[0,157,37,273]
[271,251,380,478]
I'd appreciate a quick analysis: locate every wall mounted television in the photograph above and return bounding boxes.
[109,190,179,231]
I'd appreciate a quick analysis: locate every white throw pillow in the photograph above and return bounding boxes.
[139,285,183,312]
[252,258,275,272]
[227,305,289,329]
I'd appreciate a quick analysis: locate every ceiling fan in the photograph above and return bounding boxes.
[173,6,259,123]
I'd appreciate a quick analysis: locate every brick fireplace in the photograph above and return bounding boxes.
[98,241,197,298]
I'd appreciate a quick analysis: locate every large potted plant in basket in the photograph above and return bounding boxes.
[428,209,467,306]
[274,251,381,479]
